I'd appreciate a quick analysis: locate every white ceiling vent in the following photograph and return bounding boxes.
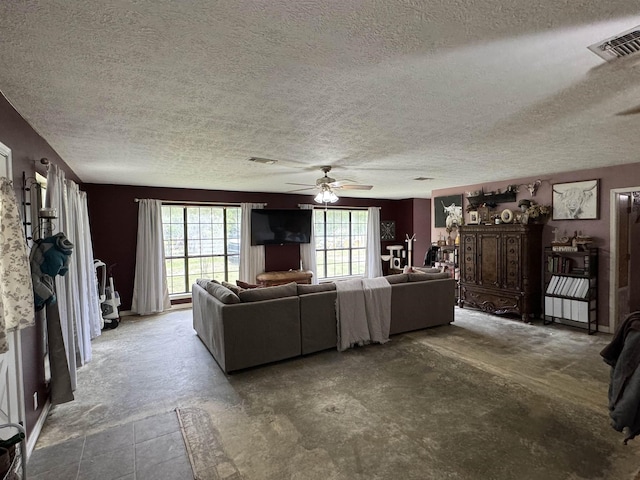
[588,26,640,62]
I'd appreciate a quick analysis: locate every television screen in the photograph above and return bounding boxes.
[251,209,312,245]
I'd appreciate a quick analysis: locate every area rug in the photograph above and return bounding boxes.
[177,330,640,480]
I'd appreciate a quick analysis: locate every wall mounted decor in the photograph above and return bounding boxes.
[380,220,396,240]
[552,179,599,220]
[434,194,462,228]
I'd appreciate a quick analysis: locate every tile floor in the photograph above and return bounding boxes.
[27,410,193,480]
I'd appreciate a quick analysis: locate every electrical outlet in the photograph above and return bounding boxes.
[33,392,38,411]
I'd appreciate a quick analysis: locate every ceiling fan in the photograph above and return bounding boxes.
[287,166,373,203]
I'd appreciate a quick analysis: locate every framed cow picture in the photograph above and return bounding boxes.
[552,179,599,220]
[434,194,463,228]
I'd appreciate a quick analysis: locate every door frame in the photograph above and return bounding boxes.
[0,141,26,428]
[609,186,640,334]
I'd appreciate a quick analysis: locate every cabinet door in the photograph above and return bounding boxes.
[478,233,500,287]
[503,232,522,290]
[461,233,477,284]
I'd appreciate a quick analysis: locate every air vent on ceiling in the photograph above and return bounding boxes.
[588,26,640,62]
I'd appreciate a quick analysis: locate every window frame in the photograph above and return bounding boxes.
[162,204,241,296]
[314,208,368,281]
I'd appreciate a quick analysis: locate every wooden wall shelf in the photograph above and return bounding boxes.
[467,191,517,207]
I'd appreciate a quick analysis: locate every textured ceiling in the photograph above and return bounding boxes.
[1,1,640,199]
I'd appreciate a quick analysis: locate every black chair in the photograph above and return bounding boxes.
[424,245,439,267]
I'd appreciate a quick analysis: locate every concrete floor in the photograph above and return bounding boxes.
[34,306,640,479]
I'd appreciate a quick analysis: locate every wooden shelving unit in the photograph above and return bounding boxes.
[542,247,598,334]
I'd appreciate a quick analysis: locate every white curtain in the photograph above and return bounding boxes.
[239,203,265,283]
[45,165,102,390]
[66,182,102,365]
[299,204,318,284]
[365,207,382,278]
[131,199,171,315]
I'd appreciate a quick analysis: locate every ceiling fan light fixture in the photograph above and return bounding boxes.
[314,186,339,204]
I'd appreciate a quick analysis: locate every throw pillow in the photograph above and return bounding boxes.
[221,281,243,296]
[296,283,336,295]
[205,281,241,304]
[195,278,210,289]
[408,272,451,282]
[238,282,298,302]
[236,280,260,289]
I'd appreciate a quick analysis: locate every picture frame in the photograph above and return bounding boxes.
[468,211,479,224]
[552,179,599,220]
[477,205,491,224]
[434,194,463,228]
[380,220,396,240]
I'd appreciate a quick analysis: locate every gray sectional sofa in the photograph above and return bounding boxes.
[192,273,456,373]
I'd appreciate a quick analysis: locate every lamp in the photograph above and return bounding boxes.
[314,185,339,204]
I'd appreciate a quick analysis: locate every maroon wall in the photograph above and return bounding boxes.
[0,93,80,437]
[431,162,640,330]
[83,183,413,310]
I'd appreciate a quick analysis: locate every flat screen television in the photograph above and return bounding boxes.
[251,209,312,245]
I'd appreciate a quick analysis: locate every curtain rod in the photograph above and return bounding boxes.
[134,198,266,207]
[298,204,374,210]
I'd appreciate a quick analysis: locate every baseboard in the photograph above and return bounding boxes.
[27,399,51,458]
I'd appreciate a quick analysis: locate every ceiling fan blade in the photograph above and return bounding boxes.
[336,184,373,190]
[285,182,316,187]
[616,104,640,116]
[328,179,357,187]
[286,187,317,193]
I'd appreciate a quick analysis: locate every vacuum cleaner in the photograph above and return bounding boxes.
[94,259,121,329]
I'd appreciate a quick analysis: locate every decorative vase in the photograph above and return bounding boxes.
[520,213,529,225]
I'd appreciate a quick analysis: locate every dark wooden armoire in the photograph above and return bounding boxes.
[458,223,543,321]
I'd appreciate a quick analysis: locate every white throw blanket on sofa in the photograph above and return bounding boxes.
[362,277,392,344]
[335,277,391,351]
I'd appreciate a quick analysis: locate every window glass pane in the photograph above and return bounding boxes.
[170,207,183,223]
[314,209,369,280]
[161,205,243,292]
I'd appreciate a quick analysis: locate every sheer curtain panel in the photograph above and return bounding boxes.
[44,164,101,398]
[365,207,382,278]
[131,199,171,315]
[239,203,265,283]
[299,204,318,284]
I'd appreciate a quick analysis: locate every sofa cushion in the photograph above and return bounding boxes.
[385,273,409,284]
[205,281,241,304]
[195,278,210,289]
[238,282,298,302]
[297,283,337,295]
[408,272,451,282]
[412,267,442,274]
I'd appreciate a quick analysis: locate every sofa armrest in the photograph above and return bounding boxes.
[390,278,455,335]
[192,284,301,373]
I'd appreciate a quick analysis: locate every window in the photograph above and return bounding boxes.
[314,209,367,279]
[162,205,241,295]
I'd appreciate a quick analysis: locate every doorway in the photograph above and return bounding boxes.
[609,187,640,333]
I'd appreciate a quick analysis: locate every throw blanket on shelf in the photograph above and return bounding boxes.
[335,277,392,351]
